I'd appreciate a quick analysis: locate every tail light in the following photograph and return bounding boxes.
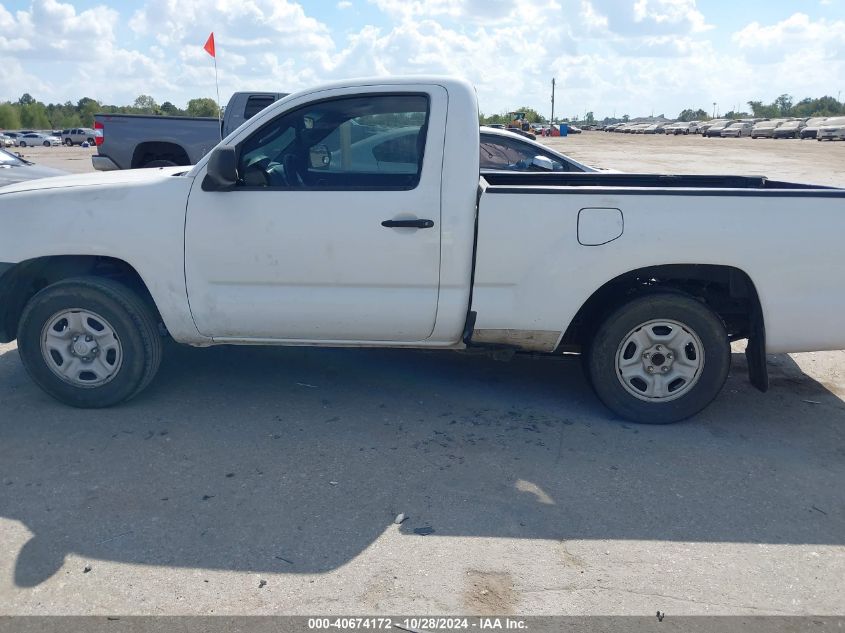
[94,121,104,146]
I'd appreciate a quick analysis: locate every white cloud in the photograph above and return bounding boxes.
[337,1,353,8]
[732,12,845,64]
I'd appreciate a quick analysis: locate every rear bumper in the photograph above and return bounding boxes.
[92,155,120,171]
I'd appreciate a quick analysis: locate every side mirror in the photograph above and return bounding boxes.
[309,144,331,169]
[531,155,556,171]
[202,145,238,191]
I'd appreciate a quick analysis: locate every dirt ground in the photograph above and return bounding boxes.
[543,131,845,187]
[1,136,843,616]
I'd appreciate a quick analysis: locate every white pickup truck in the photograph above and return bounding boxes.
[1,77,844,423]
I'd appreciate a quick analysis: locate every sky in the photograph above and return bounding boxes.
[0,0,844,119]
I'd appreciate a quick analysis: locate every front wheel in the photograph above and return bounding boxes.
[43,141,51,147]
[17,277,163,408]
[64,138,73,146]
[586,293,730,424]
[19,141,26,147]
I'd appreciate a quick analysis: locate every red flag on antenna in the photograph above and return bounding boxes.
[203,32,215,58]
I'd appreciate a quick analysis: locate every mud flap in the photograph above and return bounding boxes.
[745,306,768,392]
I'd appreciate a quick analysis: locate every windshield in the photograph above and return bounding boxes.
[0,149,25,166]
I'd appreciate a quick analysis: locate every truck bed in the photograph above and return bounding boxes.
[482,172,845,195]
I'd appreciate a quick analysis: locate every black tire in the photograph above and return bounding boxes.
[586,293,730,424]
[43,141,51,147]
[17,277,163,408]
[143,159,178,168]
[64,138,73,146]
[86,138,95,145]
[19,141,26,147]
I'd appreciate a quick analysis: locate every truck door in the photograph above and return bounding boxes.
[184,86,446,342]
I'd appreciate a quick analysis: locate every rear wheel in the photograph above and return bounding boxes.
[43,141,51,147]
[64,138,73,146]
[19,141,26,147]
[586,293,730,424]
[17,277,163,408]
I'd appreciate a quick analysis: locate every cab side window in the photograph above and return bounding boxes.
[479,135,574,172]
[237,94,429,190]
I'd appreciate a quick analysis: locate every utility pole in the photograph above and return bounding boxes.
[550,78,555,124]
[712,102,717,118]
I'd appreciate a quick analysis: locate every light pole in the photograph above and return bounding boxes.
[550,78,556,124]
[712,102,717,119]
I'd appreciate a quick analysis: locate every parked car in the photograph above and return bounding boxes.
[2,132,23,146]
[0,147,67,186]
[17,133,61,147]
[642,122,670,134]
[689,121,703,134]
[92,91,288,170]
[722,122,753,138]
[750,120,784,139]
[698,120,724,135]
[479,126,600,172]
[703,120,733,137]
[667,122,696,135]
[800,117,828,139]
[817,117,845,141]
[0,134,14,147]
[772,120,807,139]
[2,76,845,425]
[61,128,98,146]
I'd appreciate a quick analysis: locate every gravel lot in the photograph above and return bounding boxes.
[1,137,844,616]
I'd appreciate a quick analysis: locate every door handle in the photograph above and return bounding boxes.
[381,218,435,229]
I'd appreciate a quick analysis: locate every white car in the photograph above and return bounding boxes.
[17,133,61,147]
[817,117,845,141]
[0,134,14,147]
[722,122,753,138]
[478,126,600,172]
[322,125,601,174]
[2,76,845,425]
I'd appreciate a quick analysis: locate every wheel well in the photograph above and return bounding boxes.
[131,142,190,169]
[560,264,763,352]
[0,255,161,343]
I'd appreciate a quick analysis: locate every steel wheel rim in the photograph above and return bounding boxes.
[40,309,123,388]
[615,319,705,403]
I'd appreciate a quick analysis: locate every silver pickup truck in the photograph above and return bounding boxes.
[92,92,287,170]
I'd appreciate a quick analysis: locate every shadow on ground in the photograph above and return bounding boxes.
[1,343,843,587]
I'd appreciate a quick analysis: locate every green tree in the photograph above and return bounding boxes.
[747,100,778,118]
[186,98,220,117]
[133,95,158,114]
[19,102,51,129]
[18,93,36,106]
[0,102,22,129]
[774,94,793,116]
[584,111,595,124]
[678,108,708,122]
[160,101,182,116]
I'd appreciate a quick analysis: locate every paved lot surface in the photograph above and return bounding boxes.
[1,137,844,615]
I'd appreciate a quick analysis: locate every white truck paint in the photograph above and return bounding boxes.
[1,76,844,423]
